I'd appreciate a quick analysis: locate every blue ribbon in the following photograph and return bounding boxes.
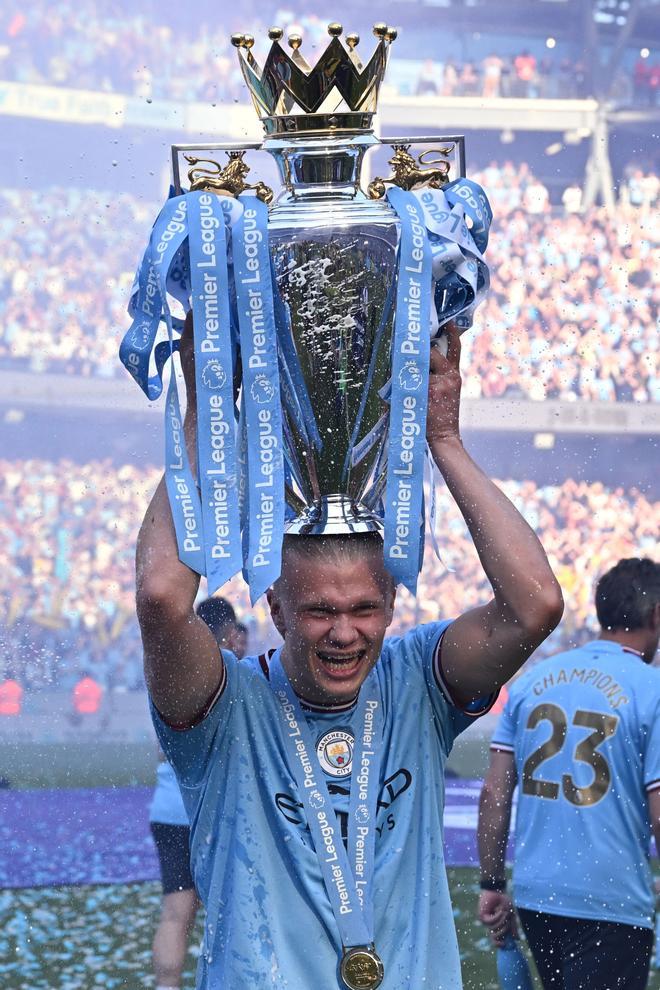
[188,191,243,593]
[383,188,432,594]
[234,196,285,603]
[270,652,382,951]
[416,181,492,332]
[156,196,207,575]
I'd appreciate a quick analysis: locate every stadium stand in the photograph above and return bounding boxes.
[1,3,657,104]
[0,459,656,692]
[1,167,657,400]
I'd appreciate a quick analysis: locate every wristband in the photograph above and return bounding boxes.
[479,878,507,892]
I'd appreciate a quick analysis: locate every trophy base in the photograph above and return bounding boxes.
[286,495,383,537]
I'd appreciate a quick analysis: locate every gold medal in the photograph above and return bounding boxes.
[340,945,384,990]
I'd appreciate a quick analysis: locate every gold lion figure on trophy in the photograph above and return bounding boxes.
[185,151,273,204]
[368,145,452,199]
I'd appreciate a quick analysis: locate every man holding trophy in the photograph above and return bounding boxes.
[128,22,563,990]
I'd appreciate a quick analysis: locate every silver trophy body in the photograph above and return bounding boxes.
[267,134,397,532]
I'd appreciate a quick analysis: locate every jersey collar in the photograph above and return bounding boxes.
[258,648,359,714]
[589,639,644,660]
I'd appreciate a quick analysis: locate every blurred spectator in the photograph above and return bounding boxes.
[562,182,583,214]
[513,50,537,98]
[481,53,504,99]
[0,672,23,715]
[459,61,480,97]
[0,3,651,104]
[632,56,658,106]
[415,59,439,96]
[620,166,659,214]
[522,176,550,214]
[441,59,459,97]
[72,671,103,714]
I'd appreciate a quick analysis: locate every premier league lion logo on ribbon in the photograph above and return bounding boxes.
[129,321,152,352]
[201,360,227,390]
[250,374,276,404]
[398,361,423,392]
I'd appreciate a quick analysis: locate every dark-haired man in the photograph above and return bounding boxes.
[478,557,660,990]
[135,320,563,989]
[195,595,243,658]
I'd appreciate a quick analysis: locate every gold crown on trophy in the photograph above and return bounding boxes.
[231,22,397,136]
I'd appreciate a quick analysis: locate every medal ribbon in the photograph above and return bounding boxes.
[270,652,383,951]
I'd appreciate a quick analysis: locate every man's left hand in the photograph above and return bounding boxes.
[478,890,518,947]
[426,321,462,446]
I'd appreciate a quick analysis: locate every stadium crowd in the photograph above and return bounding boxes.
[0,164,657,400]
[2,3,657,104]
[0,458,656,692]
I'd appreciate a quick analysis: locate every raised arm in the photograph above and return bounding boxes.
[426,324,564,704]
[136,316,224,726]
[477,749,518,945]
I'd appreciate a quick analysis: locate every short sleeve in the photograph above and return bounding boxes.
[642,691,660,793]
[384,621,495,755]
[149,649,238,788]
[490,694,517,753]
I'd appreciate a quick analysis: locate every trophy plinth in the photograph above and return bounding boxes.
[285,494,383,537]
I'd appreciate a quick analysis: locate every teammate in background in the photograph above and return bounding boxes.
[150,752,201,990]
[232,620,248,660]
[194,596,239,654]
[136,320,563,989]
[477,557,660,989]
[149,595,240,990]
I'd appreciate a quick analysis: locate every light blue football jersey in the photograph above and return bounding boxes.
[492,640,660,928]
[149,759,189,826]
[151,620,490,989]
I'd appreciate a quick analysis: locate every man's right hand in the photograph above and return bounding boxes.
[180,310,196,404]
[478,890,518,947]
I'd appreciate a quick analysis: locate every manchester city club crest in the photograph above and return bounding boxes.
[316,728,354,778]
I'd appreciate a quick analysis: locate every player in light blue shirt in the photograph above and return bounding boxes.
[478,557,660,989]
[136,321,563,989]
[149,595,242,990]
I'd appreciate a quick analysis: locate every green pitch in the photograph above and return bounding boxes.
[1,869,658,989]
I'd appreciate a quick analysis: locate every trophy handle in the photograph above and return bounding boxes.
[367,141,456,199]
[183,151,273,204]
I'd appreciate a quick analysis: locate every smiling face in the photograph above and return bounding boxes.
[267,540,396,706]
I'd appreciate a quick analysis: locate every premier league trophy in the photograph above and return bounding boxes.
[120,22,491,604]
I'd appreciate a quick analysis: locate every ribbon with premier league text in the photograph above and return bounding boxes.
[234,196,285,603]
[120,190,284,598]
[187,192,242,593]
[416,179,492,333]
[125,194,207,575]
[384,188,433,594]
[270,652,383,952]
